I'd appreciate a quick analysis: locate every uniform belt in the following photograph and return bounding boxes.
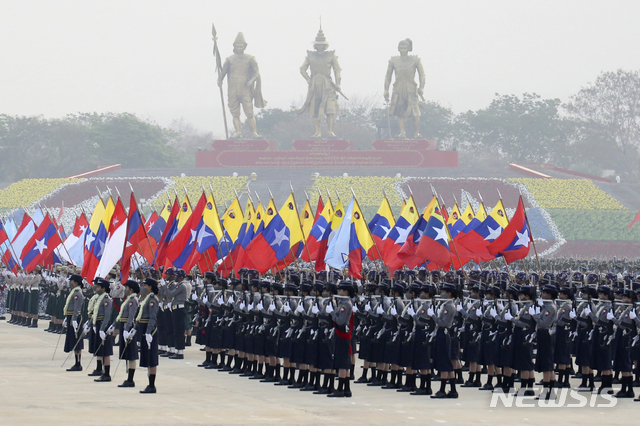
[64,311,74,316]
[173,304,185,309]
[97,316,105,321]
[118,318,128,323]
[139,319,150,323]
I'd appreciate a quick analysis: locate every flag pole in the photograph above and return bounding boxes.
[1,217,25,272]
[517,189,543,276]
[431,185,462,270]
[212,23,229,140]
[289,182,314,266]
[209,182,234,276]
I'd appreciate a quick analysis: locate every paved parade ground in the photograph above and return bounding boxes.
[0,321,636,426]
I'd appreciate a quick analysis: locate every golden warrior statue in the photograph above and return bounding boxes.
[217,32,266,138]
[299,27,342,138]
[384,38,425,139]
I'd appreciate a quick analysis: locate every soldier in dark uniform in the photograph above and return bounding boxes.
[314,282,337,395]
[381,282,406,390]
[554,286,575,388]
[613,289,635,398]
[165,269,188,359]
[511,285,536,396]
[478,286,501,391]
[397,281,421,392]
[137,277,160,393]
[354,282,377,384]
[89,278,114,382]
[431,283,458,399]
[533,284,558,399]
[63,274,85,371]
[112,280,140,388]
[368,281,391,387]
[203,277,227,369]
[326,280,354,397]
[460,282,483,388]
[410,281,436,395]
[587,286,615,394]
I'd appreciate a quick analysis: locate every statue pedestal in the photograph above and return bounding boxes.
[211,139,276,151]
[372,139,436,151]
[292,139,353,151]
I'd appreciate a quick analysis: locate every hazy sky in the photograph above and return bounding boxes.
[2,1,640,138]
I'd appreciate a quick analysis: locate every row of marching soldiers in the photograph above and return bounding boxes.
[191,268,640,401]
[57,273,161,394]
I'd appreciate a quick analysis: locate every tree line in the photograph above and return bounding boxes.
[1,69,638,182]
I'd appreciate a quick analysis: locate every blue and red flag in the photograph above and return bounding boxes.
[1,249,19,273]
[154,198,179,266]
[20,215,62,273]
[244,199,292,274]
[456,199,509,263]
[487,198,531,264]
[0,221,8,246]
[398,197,436,269]
[415,200,451,268]
[166,193,207,269]
[120,193,148,283]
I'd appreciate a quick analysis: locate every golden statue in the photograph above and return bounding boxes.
[299,27,342,138]
[384,38,425,138]
[217,32,266,138]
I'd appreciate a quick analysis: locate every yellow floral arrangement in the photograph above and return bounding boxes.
[510,179,625,210]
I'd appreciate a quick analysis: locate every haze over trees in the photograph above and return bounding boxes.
[1,69,638,182]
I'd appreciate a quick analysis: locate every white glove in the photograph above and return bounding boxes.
[191,293,197,301]
[466,302,471,309]
[376,305,384,314]
[629,310,637,320]
[284,304,292,313]
[239,301,246,310]
[217,296,224,305]
[583,306,591,316]
[569,309,577,319]
[606,311,614,320]
[326,303,334,314]
[93,326,97,334]
[476,308,483,317]
[248,302,254,310]
[483,299,489,306]
[427,306,435,317]
[407,306,415,316]
[229,295,235,304]
[62,318,68,327]
[202,296,208,304]
[128,329,136,339]
[160,278,166,286]
[456,303,463,312]
[359,295,365,302]
[83,323,90,334]
[497,302,504,311]
[535,306,541,315]
[269,303,275,312]
[123,330,130,339]
[365,302,371,312]
[353,305,359,313]
[72,320,78,332]
[257,301,264,311]
[490,307,498,318]
[145,333,153,348]
[296,303,305,313]
[528,306,535,316]
[537,299,544,307]
[107,325,115,335]
[99,330,106,340]
[311,304,319,314]
[390,306,398,316]
[504,311,513,321]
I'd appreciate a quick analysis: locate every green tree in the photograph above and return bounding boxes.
[455,93,569,165]
[564,69,640,180]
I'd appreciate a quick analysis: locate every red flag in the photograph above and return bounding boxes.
[487,199,531,264]
[154,198,179,266]
[301,197,323,262]
[120,193,147,283]
[20,215,62,273]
